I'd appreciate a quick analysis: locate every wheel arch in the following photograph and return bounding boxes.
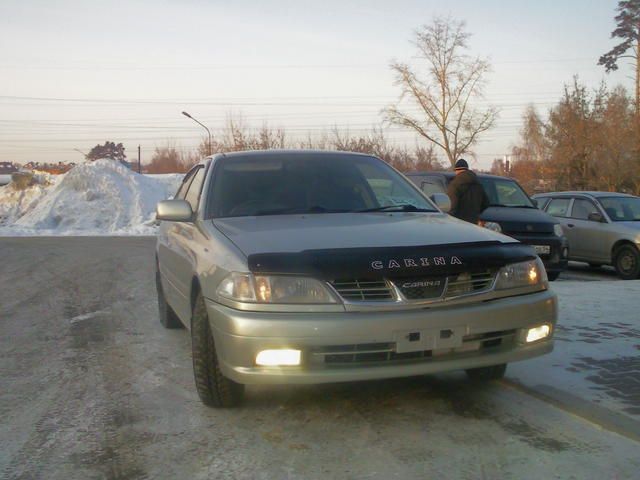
[190,276,202,314]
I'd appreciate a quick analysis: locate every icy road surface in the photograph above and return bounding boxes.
[1,237,638,480]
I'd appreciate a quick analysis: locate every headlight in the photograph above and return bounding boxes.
[217,272,337,304]
[495,258,547,290]
[553,224,564,237]
[479,221,502,233]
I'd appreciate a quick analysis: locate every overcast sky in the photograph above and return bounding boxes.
[0,0,634,168]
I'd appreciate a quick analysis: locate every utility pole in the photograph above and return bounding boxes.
[138,145,141,173]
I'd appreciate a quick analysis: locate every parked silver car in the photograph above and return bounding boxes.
[533,191,640,279]
[156,151,557,407]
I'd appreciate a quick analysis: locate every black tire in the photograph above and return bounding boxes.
[614,244,640,280]
[465,363,507,382]
[547,271,560,281]
[156,269,183,329]
[191,291,244,407]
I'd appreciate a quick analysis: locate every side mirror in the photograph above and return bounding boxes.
[430,193,451,213]
[587,212,605,223]
[156,199,193,222]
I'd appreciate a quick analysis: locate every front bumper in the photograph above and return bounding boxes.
[205,289,557,385]
[509,233,569,274]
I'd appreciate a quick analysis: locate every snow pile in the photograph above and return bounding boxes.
[0,160,182,235]
[0,172,60,228]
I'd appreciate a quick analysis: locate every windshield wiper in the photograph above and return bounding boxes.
[356,204,435,213]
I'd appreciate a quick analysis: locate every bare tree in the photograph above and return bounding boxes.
[385,17,498,167]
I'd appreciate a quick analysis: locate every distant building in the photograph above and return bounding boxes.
[0,161,19,175]
[23,161,76,174]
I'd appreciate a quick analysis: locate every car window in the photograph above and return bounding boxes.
[534,197,550,209]
[420,178,446,196]
[546,198,571,217]
[175,170,196,200]
[207,154,437,217]
[184,167,205,212]
[570,198,599,220]
[478,178,535,208]
[599,196,640,221]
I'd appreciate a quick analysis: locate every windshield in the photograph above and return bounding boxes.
[207,154,437,218]
[479,177,536,208]
[598,196,640,221]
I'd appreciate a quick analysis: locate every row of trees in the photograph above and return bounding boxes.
[146,118,446,174]
[500,0,640,195]
[91,2,640,196]
[496,80,640,194]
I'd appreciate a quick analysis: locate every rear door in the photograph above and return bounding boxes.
[544,197,575,252]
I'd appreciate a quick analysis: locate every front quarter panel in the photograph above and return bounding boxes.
[195,220,249,306]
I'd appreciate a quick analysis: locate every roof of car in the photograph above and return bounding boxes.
[212,149,375,160]
[532,191,636,198]
[405,171,516,181]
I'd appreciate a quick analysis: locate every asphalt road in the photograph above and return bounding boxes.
[1,237,638,480]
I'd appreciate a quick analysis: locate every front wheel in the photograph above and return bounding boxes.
[614,245,640,280]
[465,363,507,382]
[191,292,244,407]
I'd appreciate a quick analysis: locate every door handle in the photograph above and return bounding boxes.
[567,224,575,228]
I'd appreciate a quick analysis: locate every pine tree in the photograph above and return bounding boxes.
[599,0,640,113]
[86,141,126,162]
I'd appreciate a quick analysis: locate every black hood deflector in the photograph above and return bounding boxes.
[248,241,536,280]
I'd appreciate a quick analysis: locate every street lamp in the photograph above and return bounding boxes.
[182,111,212,157]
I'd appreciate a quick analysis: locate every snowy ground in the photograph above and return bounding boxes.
[508,280,640,421]
[0,160,182,236]
[1,237,638,480]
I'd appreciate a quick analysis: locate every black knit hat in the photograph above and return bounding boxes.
[454,158,469,170]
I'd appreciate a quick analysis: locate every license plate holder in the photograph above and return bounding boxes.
[395,327,464,353]
[534,245,551,255]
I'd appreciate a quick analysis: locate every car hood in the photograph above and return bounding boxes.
[213,212,515,256]
[480,206,556,233]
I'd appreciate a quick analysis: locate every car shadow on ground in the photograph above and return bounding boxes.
[234,374,575,453]
[559,261,619,281]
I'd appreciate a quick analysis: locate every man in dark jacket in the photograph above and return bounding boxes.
[446,159,490,224]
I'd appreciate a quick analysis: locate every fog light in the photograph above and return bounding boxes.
[526,324,551,343]
[256,349,301,366]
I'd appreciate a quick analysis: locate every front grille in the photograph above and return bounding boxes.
[310,329,516,366]
[331,279,394,301]
[394,277,446,300]
[331,270,495,304]
[445,270,495,297]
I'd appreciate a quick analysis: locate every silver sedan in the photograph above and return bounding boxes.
[533,191,640,279]
[156,151,557,407]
